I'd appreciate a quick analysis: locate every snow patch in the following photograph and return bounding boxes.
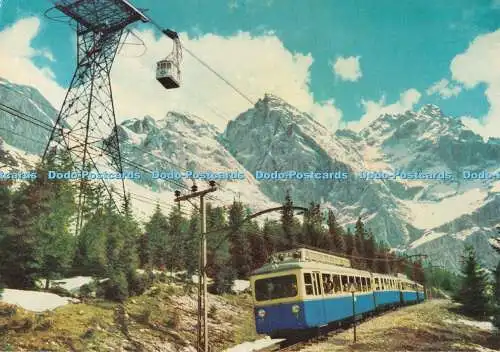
[232,280,250,293]
[402,188,488,229]
[224,337,285,352]
[1,289,73,312]
[408,231,447,248]
[50,276,94,293]
[443,318,496,331]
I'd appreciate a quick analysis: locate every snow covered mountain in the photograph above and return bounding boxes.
[0,78,59,155]
[0,78,498,273]
[223,94,500,272]
[116,111,279,215]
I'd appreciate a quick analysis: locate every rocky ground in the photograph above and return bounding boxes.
[299,299,500,352]
[0,282,259,352]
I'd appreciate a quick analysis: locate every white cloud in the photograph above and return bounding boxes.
[460,116,490,140]
[426,78,462,99]
[348,88,421,132]
[450,29,500,138]
[0,18,343,132]
[111,29,343,130]
[331,56,362,82]
[309,98,342,131]
[0,17,65,107]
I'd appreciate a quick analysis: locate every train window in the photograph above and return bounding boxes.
[374,278,379,290]
[341,275,349,292]
[348,276,356,291]
[254,274,298,301]
[304,273,314,295]
[361,277,366,291]
[356,277,362,292]
[332,275,342,293]
[366,278,371,291]
[322,273,334,295]
[313,272,322,295]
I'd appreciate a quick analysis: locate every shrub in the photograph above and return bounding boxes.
[138,306,153,324]
[208,305,217,320]
[79,282,97,298]
[0,304,17,317]
[103,273,129,302]
[129,272,153,296]
[165,310,180,329]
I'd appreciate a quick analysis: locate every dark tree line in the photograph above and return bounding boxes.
[0,167,428,300]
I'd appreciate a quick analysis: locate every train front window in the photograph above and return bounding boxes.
[255,275,298,301]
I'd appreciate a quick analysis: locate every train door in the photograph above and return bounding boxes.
[312,271,326,325]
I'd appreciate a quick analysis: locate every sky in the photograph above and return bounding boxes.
[0,0,499,137]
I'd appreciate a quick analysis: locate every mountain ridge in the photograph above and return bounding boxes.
[0,77,498,273]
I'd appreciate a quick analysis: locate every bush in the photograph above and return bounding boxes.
[208,305,217,320]
[165,310,180,329]
[138,306,153,324]
[79,282,97,298]
[0,303,17,317]
[103,273,129,302]
[129,272,153,296]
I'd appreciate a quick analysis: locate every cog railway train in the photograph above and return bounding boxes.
[249,247,425,338]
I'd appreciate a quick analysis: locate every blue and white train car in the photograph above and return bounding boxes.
[399,278,419,304]
[372,273,401,308]
[250,247,425,338]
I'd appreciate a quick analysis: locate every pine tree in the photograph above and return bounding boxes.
[327,210,346,254]
[144,204,169,269]
[490,228,500,327]
[228,201,252,278]
[281,191,296,249]
[375,250,390,274]
[35,173,77,288]
[354,217,366,268]
[456,245,491,319]
[73,207,109,276]
[364,229,376,270]
[1,158,77,288]
[0,180,16,287]
[345,228,354,255]
[493,262,500,328]
[166,206,185,273]
[247,221,267,270]
[185,208,200,276]
[206,204,228,279]
[303,202,324,248]
[262,219,278,256]
[212,260,236,294]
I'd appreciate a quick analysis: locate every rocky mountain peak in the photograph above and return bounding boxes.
[418,104,443,118]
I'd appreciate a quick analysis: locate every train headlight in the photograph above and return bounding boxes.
[257,309,266,318]
[292,304,300,314]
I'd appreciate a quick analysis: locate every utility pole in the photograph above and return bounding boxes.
[175,180,217,352]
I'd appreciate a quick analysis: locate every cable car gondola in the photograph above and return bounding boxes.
[156,29,182,89]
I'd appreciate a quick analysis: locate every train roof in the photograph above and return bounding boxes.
[251,261,419,285]
[251,260,373,277]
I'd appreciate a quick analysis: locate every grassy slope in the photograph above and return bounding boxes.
[301,299,500,352]
[0,283,260,352]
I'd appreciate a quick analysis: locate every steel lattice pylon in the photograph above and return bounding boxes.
[43,0,149,231]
